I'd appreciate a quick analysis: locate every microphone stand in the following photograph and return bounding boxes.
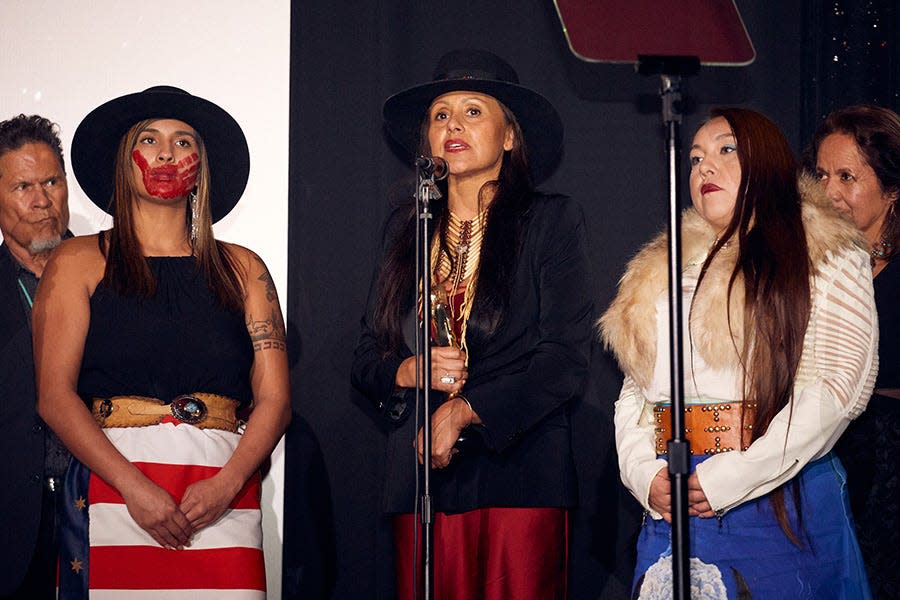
[414,166,441,600]
[638,54,699,600]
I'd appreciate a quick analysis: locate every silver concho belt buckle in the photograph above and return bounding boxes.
[170,395,208,425]
[98,398,114,418]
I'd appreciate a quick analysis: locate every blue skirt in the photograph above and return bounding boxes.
[632,453,871,599]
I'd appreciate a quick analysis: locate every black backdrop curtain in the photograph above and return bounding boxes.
[281,1,895,598]
[801,0,900,144]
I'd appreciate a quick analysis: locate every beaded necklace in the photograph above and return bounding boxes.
[431,210,487,360]
[870,236,892,268]
[435,211,485,287]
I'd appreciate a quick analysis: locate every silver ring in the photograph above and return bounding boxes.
[440,374,456,385]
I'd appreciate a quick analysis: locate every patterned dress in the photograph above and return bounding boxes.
[58,256,265,599]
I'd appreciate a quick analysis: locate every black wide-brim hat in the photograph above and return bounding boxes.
[383,49,563,183]
[72,86,249,223]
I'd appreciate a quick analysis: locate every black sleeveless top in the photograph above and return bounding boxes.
[78,257,253,408]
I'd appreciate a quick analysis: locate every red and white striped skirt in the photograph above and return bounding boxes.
[59,420,266,599]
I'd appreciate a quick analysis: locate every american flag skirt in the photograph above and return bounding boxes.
[59,420,266,598]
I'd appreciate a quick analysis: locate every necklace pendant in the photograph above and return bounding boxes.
[871,238,892,266]
[457,243,468,253]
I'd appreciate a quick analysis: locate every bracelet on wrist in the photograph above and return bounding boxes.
[455,394,473,413]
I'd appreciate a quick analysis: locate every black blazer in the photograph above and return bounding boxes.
[0,244,47,593]
[351,194,593,514]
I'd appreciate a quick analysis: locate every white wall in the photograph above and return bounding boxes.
[0,1,291,595]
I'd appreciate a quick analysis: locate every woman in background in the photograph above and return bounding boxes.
[602,108,876,598]
[811,104,900,599]
[33,86,290,598]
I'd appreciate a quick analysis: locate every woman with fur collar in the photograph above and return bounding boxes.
[600,108,876,599]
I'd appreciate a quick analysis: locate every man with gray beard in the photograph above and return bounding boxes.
[0,114,71,599]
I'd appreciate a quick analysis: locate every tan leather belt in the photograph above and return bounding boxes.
[654,402,756,456]
[92,393,240,432]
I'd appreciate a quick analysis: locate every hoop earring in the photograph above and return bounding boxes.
[189,189,199,244]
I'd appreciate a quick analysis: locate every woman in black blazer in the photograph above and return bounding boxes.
[351,49,592,600]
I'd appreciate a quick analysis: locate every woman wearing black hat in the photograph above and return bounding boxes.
[32,87,290,597]
[351,49,592,599]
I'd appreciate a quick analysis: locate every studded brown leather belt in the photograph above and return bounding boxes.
[654,402,756,456]
[91,393,240,432]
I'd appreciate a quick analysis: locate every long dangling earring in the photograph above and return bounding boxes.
[189,189,199,245]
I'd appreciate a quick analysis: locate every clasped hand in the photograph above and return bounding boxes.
[121,472,241,549]
[415,396,479,469]
[397,347,479,469]
[395,346,468,395]
[648,467,715,523]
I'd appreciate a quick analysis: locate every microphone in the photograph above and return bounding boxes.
[415,156,449,180]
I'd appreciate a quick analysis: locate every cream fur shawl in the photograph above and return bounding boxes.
[599,175,865,390]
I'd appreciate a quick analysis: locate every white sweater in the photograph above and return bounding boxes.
[614,243,878,517]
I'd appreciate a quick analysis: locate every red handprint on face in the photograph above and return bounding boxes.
[132,150,200,200]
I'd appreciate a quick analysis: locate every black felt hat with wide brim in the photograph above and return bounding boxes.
[72,86,249,223]
[383,49,563,183]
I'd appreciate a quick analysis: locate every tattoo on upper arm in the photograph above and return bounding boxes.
[258,269,277,303]
[247,309,287,352]
[246,262,287,352]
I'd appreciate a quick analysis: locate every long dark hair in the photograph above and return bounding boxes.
[692,108,811,544]
[809,104,900,261]
[373,101,532,353]
[101,119,244,311]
